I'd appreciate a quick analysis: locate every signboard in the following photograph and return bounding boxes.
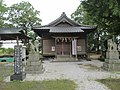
[14,45,23,74]
[72,39,77,55]
[51,46,55,51]
[77,46,82,51]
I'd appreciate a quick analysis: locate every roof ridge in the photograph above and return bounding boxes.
[46,12,80,26]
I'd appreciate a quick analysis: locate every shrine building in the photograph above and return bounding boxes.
[32,12,97,61]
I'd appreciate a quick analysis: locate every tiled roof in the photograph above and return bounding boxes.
[47,12,81,26]
[32,12,97,35]
[49,27,84,33]
[0,28,22,34]
[0,28,31,40]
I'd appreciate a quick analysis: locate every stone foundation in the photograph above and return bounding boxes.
[103,60,120,71]
[53,55,76,61]
[25,53,44,74]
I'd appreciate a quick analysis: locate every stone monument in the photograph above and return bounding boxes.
[103,39,120,71]
[25,40,44,74]
[10,45,26,81]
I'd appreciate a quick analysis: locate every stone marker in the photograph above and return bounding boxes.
[103,39,120,71]
[10,45,26,81]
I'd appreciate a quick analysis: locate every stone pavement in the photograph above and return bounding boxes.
[5,60,120,90]
[25,60,120,90]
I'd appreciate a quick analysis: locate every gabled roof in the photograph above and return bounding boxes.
[46,12,80,27]
[32,12,97,35]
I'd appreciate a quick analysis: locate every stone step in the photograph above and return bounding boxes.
[53,57,76,62]
[57,55,71,58]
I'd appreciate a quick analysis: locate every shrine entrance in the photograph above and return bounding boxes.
[55,37,77,58]
[57,40,71,55]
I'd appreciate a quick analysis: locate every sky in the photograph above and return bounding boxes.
[4,0,80,25]
[2,0,80,48]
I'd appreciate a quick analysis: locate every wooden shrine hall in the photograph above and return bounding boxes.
[33,12,97,61]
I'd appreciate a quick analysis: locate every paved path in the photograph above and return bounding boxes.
[24,60,120,90]
[5,60,120,90]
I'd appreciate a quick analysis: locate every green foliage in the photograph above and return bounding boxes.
[72,0,120,52]
[81,0,120,35]
[0,48,14,55]
[71,4,95,25]
[7,1,41,34]
[0,0,8,28]
[5,1,42,47]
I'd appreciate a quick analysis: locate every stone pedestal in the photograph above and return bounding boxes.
[103,60,120,71]
[103,39,120,71]
[25,52,44,74]
[10,73,26,81]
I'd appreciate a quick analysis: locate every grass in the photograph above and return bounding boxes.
[0,63,13,81]
[0,80,76,90]
[98,78,120,90]
[42,79,76,90]
[0,63,76,90]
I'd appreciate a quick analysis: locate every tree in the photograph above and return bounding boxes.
[71,4,102,52]
[71,0,120,52]
[7,1,41,35]
[81,0,120,35]
[0,0,7,47]
[0,0,7,28]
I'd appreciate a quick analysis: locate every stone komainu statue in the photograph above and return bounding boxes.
[29,40,39,53]
[107,39,117,51]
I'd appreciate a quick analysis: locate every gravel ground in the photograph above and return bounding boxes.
[5,60,120,90]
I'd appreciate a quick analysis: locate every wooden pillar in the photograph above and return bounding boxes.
[75,38,78,60]
[55,38,57,58]
[62,38,64,55]
[70,38,72,57]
